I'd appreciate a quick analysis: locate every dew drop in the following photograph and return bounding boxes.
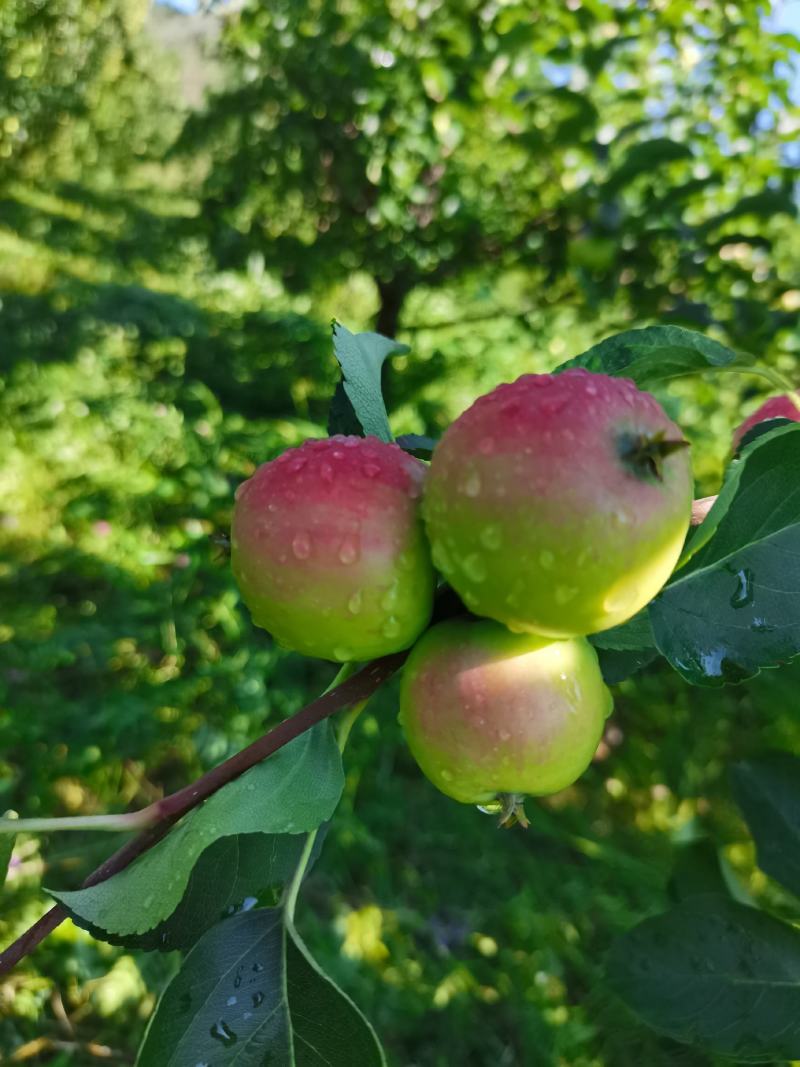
[321,462,334,484]
[252,991,266,1008]
[730,567,754,609]
[539,550,555,570]
[383,616,401,639]
[555,585,577,604]
[381,583,400,610]
[478,436,495,455]
[440,769,454,782]
[334,646,354,661]
[462,552,487,583]
[462,470,482,497]
[479,525,502,550]
[209,1020,238,1046]
[226,995,238,1007]
[347,590,363,615]
[363,462,381,478]
[477,799,503,815]
[333,449,344,460]
[292,531,311,559]
[585,382,598,396]
[288,456,307,473]
[143,894,153,908]
[613,509,630,527]
[498,729,511,742]
[252,962,265,973]
[338,534,360,564]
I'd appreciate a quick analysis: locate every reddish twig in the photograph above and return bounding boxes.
[0,652,407,975]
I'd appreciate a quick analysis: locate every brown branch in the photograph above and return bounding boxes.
[0,651,408,976]
[0,483,719,978]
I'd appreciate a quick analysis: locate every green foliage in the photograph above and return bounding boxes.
[330,323,408,441]
[607,895,800,1061]
[2,0,800,1061]
[139,909,385,1065]
[650,424,800,685]
[732,753,800,899]
[51,724,343,939]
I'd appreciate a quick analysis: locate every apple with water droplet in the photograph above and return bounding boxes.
[733,393,800,450]
[422,369,693,637]
[399,618,613,809]
[231,435,436,661]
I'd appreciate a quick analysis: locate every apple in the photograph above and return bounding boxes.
[399,618,613,808]
[733,394,800,450]
[231,435,436,662]
[422,369,693,637]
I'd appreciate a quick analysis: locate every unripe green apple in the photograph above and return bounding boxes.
[231,435,436,662]
[399,618,613,805]
[422,369,693,637]
[732,394,800,449]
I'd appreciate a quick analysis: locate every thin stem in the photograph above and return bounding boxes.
[0,653,407,976]
[285,691,369,923]
[0,811,153,835]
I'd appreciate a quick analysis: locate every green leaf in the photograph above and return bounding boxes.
[735,417,796,456]
[51,724,343,938]
[137,909,386,1066]
[650,424,800,685]
[699,191,797,234]
[555,325,740,387]
[590,612,659,684]
[604,138,694,192]
[732,753,800,899]
[668,840,755,907]
[0,833,15,889]
[331,322,408,442]
[607,895,800,1061]
[395,433,438,458]
[58,831,318,951]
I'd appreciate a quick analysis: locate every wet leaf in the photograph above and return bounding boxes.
[608,895,800,1061]
[732,753,800,899]
[650,424,800,685]
[50,724,343,938]
[138,909,386,1066]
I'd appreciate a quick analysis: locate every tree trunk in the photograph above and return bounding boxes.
[375,278,407,339]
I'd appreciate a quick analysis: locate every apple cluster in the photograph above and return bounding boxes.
[233,370,795,815]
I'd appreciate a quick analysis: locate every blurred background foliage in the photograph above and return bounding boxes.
[0,0,799,1062]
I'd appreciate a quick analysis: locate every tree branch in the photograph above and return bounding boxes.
[0,651,408,976]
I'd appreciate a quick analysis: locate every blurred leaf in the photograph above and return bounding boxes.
[732,753,800,899]
[650,424,800,685]
[604,138,694,192]
[138,909,386,1065]
[699,191,797,234]
[331,323,408,442]
[607,895,800,1061]
[590,611,658,684]
[735,417,796,456]
[0,833,15,889]
[58,831,319,952]
[668,840,755,907]
[556,326,740,386]
[395,433,438,458]
[50,724,343,938]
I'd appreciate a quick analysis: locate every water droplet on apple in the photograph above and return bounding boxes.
[321,462,334,484]
[338,534,359,564]
[478,436,495,454]
[292,531,311,559]
[555,585,577,604]
[381,583,400,610]
[334,646,354,661]
[288,456,307,473]
[383,616,401,638]
[462,470,481,497]
[363,462,381,478]
[539,550,555,570]
[440,769,453,782]
[498,729,511,742]
[462,553,487,582]
[480,525,502,550]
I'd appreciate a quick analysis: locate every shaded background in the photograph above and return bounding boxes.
[1,0,799,1062]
